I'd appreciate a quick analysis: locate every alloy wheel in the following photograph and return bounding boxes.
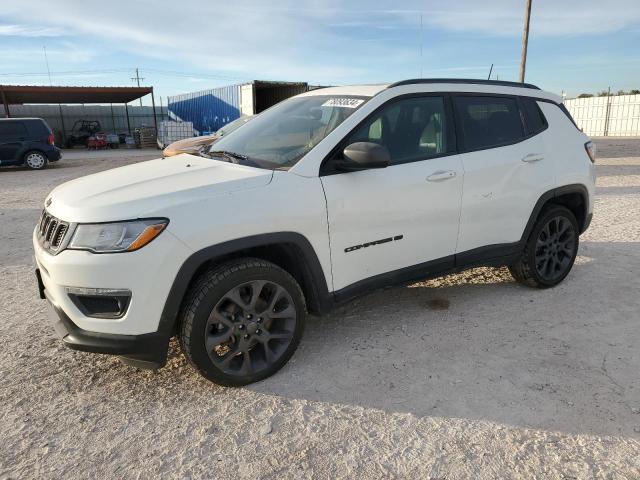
[26,152,46,169]
[205,280,297,376]
[534,215,577,282]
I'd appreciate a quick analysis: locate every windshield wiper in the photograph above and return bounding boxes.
[209,150,248,162]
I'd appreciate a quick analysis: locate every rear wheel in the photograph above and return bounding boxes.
[179,258,306,386]
[509,205,579,288]
[24,151,48,170]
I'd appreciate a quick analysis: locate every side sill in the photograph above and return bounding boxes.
[332,243,523,306]
[333,255,455,305]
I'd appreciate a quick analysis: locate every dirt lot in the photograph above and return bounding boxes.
[1,142,639,479]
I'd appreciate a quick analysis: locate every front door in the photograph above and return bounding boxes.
[321,95,464,292]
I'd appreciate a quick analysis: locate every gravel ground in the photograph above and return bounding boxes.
[1,143,639,479]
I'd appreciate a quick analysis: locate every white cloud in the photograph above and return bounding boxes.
[0,24,64,37]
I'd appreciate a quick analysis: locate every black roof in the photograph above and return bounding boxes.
[388,78,540,90]
[0,85,153,104]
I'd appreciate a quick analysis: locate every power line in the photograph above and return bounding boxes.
[142,68,245,82]
[0,68,132,77]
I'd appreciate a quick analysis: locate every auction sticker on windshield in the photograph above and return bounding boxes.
[322,98,365,108]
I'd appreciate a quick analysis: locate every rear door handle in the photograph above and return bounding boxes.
[522,153,544,163]
[427,170,457,182]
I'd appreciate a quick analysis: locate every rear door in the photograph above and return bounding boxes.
[321,94,464,292]
[0,121,28,164]
[453,95,553,255]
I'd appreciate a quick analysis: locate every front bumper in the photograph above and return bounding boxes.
[33,226,190,335]
[43,286,168,369]
[33,224,192,368]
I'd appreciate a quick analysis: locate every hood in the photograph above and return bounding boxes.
[46,154,273,222]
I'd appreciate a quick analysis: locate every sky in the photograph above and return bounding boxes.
[1,0,639,103]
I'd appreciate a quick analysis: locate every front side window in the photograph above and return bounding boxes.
[341,96,449,165]
[208,95,368,169]
[454,96,524,151]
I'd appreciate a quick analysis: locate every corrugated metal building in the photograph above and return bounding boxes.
[4,104,168,136]
[564,94,640,136]
[168,80,308,134]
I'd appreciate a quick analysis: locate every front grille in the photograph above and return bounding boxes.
[37,210,70,253]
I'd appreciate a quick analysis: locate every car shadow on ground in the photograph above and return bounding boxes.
[243,241,640,437]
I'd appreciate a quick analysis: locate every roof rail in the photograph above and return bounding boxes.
[387,78,540,90]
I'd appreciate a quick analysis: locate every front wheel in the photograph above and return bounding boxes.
[509,205,579,288]
[179,258,306,386]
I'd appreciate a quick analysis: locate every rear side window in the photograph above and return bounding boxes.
[0,122,28,137]
[520,98,547,135]
[454,96,524,151]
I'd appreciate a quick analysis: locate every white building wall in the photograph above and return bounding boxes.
[564,94,640,136]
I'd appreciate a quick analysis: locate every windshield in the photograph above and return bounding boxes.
[215,116,252,137]
[208,95,368,169]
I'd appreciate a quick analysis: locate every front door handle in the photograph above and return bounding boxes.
[522,153,544,163]
[427,170,457,182]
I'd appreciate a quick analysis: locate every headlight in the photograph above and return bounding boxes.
[68,219,168,253]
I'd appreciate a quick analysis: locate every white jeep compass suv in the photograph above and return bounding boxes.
[33,79,596,386]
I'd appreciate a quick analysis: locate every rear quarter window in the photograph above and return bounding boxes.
[520,98,547,135]
[26,119,52,137]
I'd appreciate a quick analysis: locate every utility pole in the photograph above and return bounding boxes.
[419,13,423,78]
[44,45,66,144]
[43,46,53,86]
[604,86,612,136]
[131,68,145,107]
[519,0,533,83]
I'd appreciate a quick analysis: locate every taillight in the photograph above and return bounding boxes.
[47,134,55,146]
[584,141,596,163]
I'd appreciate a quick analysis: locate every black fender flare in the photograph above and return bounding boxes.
[156,232,332,342]
[520,184,590,242]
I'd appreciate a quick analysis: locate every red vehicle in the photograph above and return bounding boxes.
[87,133,109,150]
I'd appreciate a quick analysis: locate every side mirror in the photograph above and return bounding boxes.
[337,142,390,171]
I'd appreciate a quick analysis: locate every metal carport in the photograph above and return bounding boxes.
[0,85,157,143]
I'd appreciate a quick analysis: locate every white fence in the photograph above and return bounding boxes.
[564,94,640,137]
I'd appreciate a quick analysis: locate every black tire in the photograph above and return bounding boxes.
[179,258,306,386]
[509,205,579,288]
[24,150,48,170]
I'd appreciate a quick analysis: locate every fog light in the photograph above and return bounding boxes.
[66,287,131,319]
